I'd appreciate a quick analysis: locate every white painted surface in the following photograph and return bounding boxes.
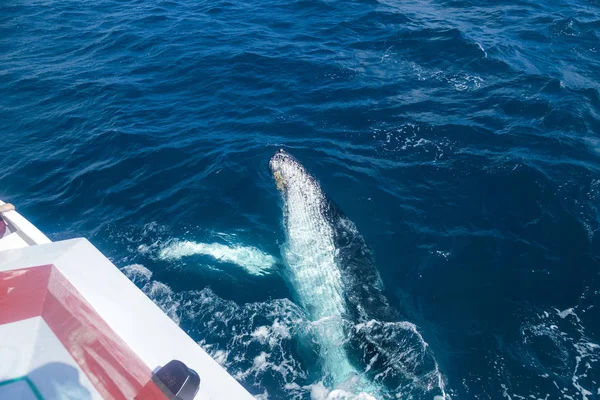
[0,200,51,248]
[0,380,37,400]
[0,232,29,252]
[29,318,102,400]
[0,318,40,380]
[0,238,77,269]
[0,240,255,400]
[0,317,102,399]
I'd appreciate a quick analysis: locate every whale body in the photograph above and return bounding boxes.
[270,150,446,399]
[270,149,383,387]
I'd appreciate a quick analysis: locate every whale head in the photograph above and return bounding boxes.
[269,149,316,196]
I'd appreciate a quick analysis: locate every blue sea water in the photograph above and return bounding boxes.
[1,0,600,398]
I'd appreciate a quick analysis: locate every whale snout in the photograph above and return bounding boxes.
[269,149,319,197]
[270,149,298,192]
[269,149,292,173]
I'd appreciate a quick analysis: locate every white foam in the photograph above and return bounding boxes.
[121,264,309,392]
[145,281,181,324]
[212,350,229,365]
[483,304,600,400]
[373,124,453,163]
[409,61,483,91]
[121,263,152,282]
[556,307,579,321]
[353,319,447,398]
[121,264,182,324]
[158,240,277,276]
[476,42,488,58]
[121,262,449,399]
[447,74,484,91]
[306,382,377,400]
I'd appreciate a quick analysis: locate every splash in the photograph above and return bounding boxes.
[122,264,181,323]
[158,240,277,276]
[121,263,310,397]
[121,263,447,399]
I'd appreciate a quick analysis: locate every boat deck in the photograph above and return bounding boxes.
[0,201,254,400]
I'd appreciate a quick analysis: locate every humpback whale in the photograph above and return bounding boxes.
[270,150,446,400]
[270,149,390,391]
[141,149,445,398]
[270,149,355,384]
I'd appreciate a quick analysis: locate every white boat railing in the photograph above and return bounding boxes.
[0,200,51,251]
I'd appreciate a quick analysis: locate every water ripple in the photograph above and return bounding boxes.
[1,0,599,398]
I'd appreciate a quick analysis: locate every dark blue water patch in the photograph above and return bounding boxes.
[2,0,600,398]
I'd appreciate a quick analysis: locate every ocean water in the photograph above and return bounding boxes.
[1,0,600,398]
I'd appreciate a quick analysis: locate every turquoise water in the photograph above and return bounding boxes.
[1,0,600,398]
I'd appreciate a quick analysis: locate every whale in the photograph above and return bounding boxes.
[137,149,446,398]
[269,149,391,391]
